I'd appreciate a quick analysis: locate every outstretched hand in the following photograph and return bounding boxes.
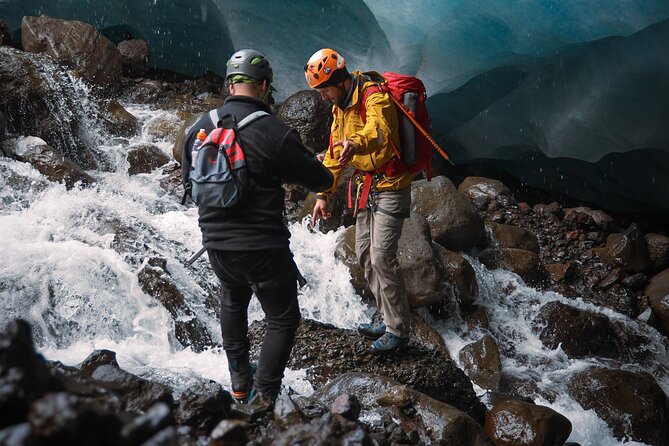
[311,199,331,227]
[333,139,357,165]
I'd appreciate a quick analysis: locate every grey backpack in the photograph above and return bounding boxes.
[190,110,269,208]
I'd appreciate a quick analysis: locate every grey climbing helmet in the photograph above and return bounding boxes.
[226,49,273,83]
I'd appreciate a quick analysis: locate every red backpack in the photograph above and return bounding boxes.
[359,71,435,179]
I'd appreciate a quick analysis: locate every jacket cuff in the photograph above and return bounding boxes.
[315,192,330,201]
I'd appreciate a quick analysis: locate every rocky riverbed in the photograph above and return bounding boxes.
[1,14,669,446]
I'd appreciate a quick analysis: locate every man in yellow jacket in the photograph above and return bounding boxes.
[306,48,412,353]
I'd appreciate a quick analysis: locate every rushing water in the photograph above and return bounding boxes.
[1,100,667,445]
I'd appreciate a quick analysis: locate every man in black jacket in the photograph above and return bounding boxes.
[181,49,333,404]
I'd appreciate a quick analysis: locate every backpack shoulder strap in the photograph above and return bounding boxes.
[359,83,384,124]
[209,108,221,127]
[237,110,270,129]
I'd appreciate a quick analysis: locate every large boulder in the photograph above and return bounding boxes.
[78,350,173,413]
[485,221,540,253]
[479,247,546,285]
[568,367,669,446]
[434,245,479,306]
[256,319,487,423]
[411,176,485,251]
[21,15,122,88]
[127,144,170,175]
[645,267,669,335]
[458,176,514,210]
[334,212,453,308]
[2,136,95,189]
[484,399,572,446]
[311,373,494,445]
[99,100,139,138]
[276,90,332,153]
[534,301,619,359]
[397,212,451,307]
[459,333,502,391]
[117,38,150,77]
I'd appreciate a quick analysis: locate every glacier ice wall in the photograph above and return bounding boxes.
[2,0,669,97]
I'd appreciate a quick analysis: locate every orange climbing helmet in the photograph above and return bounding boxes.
[304,48,349,88]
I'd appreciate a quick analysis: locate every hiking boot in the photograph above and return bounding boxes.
[230,362,256,403]
[372,332,409,353]
[357,322,386,340]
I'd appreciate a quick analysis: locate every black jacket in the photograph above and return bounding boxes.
[181,95,333,251]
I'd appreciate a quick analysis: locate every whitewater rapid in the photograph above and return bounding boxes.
[0,104,666,445]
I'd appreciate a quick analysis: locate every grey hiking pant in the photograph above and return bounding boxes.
[355,187,411,338]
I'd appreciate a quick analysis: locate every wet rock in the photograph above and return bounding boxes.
[458,176,514,210]
[545,262,576,282]
[276,90,332,153]
[479,247,546,285]
[0,46,99,168]
[568,367,669,446]
[174,381,232,435]
[274,319,486,422]
[172,113,199,162]
[410,312,450,358]
[100,100,140,138]
[532,201,564,218]
[272,412,371,446]
[602,223,651,273]
[311,373,493,445]
[645,233,669,273]
[137,258,215,351]
[645,267,669,335]
[2,136,95,188]
[485,221,540,253]
[597,267,622,289]
[621,272,648,290]
[434,245,479,306]
[376,384,412,409]
[398,212,451,307]
[273,393,304,429]
[534,301,619,359]
[121,402,175,446]
[209,419,247,446]
[462,304,490,330]
[146,113,183,143]
[459,333,502,391]
[484,399,572,446]
[127,144,171,175]
[21,15,122,88]
[411,176,485,251]
[28,392,122,446]
[0,319,62,428]
[331,394,361,422]
[563,207,615,231]
[0,20,11,46]
[118,38,150,77]
[79,349,174,413]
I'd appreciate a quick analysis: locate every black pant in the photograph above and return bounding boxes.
[208,247,301,396]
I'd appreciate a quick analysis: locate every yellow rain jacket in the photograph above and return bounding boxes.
[316,71,413,199]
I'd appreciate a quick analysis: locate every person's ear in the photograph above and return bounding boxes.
[228,83,234,95]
